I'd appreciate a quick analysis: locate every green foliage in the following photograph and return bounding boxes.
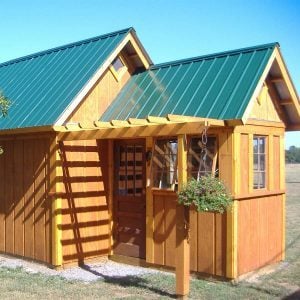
[286,146,300,163]
[178,176,232,213]
[0,91,11,118]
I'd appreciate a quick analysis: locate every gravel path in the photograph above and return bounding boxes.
[0,254,166,282]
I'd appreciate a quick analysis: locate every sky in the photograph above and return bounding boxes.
[0,0,299,148]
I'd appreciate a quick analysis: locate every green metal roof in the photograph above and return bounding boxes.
[0,28,132,129]
[101,43,278,122]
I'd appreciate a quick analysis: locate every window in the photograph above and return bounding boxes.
[110,56,127,81]
[253,136,266,189]
[152,139,178,189]
[188,136,218,179]
[112,57,125,72]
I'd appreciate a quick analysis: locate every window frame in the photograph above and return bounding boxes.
[110,55,127,81]
[253,135,267,190]
[151,137,178,191]
[187,135,218,179]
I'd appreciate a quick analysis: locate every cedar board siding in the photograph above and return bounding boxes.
[152,192,227,276]
[0,135,52,264]
[151,130,231,277]
[235,128,285,276]
[237,194,283,275]
[67,52,133,123]
[59,139,110,264]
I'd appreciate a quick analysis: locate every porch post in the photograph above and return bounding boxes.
[176,134,190,297]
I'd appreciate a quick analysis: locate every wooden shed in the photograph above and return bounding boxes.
[0,28,300,291]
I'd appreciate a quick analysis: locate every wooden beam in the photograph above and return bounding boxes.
[246,119,285,128]
[94,121,113,128]
[176,134,190,296]
[167,114,225,127]
[286,124,300,131]
[79,121,97,129]
[108,140,114,255]
[273,48,300,118]
[128,118,149,125]
[50,136,63,267]
[145,137,154,263]
[110,119,130,127]
[270,77,284,83]
[57,121,207,141]
[147,116,169,124]
[226,131,239,279]
[128,32,150,69]
[280,100,293,105]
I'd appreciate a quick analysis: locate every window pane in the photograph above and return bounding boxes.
[259,138,265,153]
[259,154,265,171]
[253,136,267,189]
[152,139,178,189]
[112,57,124,72]
[253,138,258,154]
[188,136,217,179]
[253,154,258,171]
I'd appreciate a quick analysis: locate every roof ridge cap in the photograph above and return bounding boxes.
[0,27,133,68]
[151,42,279,69]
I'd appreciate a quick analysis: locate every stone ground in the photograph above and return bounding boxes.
[0,254,164,282]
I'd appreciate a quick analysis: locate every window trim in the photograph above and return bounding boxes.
[253,135,267,190]
[151,137,178,191]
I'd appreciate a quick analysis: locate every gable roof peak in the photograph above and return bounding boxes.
[0,27,134,69]
[151,42,279,70]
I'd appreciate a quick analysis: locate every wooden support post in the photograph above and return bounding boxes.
[108,140,114,255]
[226,132,239,278]
[146,137,154,263]
[176,134,190,297]
[50,136,63,267]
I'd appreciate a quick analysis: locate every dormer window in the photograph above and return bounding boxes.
[112,57,125,72]
[110,55,127,81]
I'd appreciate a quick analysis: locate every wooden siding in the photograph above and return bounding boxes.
[249,81,282,122]
[237,195,284,275]
[67,52,133,123]
[152,191,227,276]
[0,136,51,263]
[58,139,110,264]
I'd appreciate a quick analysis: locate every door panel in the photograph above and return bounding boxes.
[113,140,146,258]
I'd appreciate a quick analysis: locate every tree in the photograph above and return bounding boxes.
[286,146,300,163]
[0,91,11,155]
[0,91,10,117]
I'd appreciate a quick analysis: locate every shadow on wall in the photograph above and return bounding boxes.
[0,138,51,263]
[58,139,110,264]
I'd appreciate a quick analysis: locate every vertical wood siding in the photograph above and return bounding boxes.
[67,52,133,123]
[0,136,51,263]
[152,192,227,276]
[237,195,283,275]
[59,139,110,264]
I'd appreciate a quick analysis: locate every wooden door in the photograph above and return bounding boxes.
[113,139,146,258]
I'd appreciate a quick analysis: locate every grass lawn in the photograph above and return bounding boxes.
[0,164,299,299]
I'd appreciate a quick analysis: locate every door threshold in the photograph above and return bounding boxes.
[109,255,149,268]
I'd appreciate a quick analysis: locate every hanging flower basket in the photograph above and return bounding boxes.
[177,176,232,213]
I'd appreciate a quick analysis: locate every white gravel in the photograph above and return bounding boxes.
[0,254,166,282]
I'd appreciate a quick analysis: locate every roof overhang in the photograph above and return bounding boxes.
[54,30,153,126]
[55,114,225,141]
[242,46,300,131]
